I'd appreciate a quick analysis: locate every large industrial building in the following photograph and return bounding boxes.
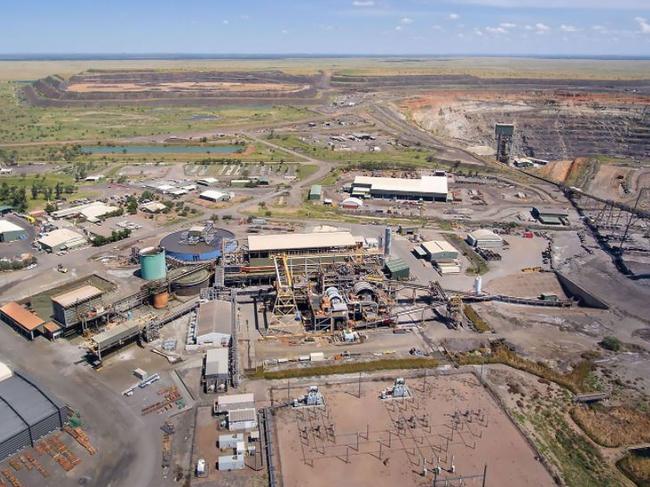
[51,285,104,328]
[50,201,119,222]
[247,231,359,265]
[195,300,232,346]
[0,363,68,461]
[37,228,87,253]
[351,175,448,201]
[0,220,27,242]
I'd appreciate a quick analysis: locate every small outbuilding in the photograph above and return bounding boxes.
[308,185,322,201]
[340,197,363,209]
[466,229,503,249]
[384,258,410,280]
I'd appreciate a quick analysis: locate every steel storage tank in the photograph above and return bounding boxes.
[160,225,237,263]
[152,291,169,309]
[139,247,167,280]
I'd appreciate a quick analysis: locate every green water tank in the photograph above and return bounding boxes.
[139,246,167,280]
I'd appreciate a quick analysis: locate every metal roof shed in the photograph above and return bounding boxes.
[205,348,229,377]
[214,393,255,414]
[308,185,322,200]
[0,302,45,340]
[385,258,410,280]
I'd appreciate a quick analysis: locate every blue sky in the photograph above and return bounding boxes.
[1,0,649,56]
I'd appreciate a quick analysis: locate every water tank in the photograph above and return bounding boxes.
[139,247,167,280]
[152,291,169,309]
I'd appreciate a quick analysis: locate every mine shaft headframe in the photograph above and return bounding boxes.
[495,123,514,163]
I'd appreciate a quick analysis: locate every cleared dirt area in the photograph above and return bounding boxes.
[484,272,566,298]
[66,81,308,93]
[274,373,554,487]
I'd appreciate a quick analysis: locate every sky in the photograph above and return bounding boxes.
[1,0,649,56]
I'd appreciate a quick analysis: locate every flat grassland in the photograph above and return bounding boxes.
[1,57,650,81]
[0,82,314,144]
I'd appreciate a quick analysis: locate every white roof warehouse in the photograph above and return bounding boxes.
[248,231,358,255]
[352,175,448,201]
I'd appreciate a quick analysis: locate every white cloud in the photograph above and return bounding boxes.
[352,0,375,6]
[401,17,414,24]
[474,28,484,36]
[281,29,288,34]
[445,0,647,8]
[560,24,578,32]
[535,22,550,33]
[222,20,229,25]
[486,26,507,34]
[636,17,650,34]
[591,25,605,31]
[431,24,443,31]
[500,22,516,28]
[395,25,403,31]
[524,24,533,30]
[449,13,460,20]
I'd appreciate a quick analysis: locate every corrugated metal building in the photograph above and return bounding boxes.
[204,348,229,393]
[227,408,258,431]
[532,207,569,225]
[247,231,358,265]
[37,228,87,252]
[196,300,232,346]
[351,175,448,201]
[0,302,46,340]
[51,285,104,328]
[384,258,410,280]
[0,220,27,242]
[308,185,322,201]
[0,364,68,461]
[219,433,244,449]
[420,240,459,263]
[218,454,244,471]
[466,229,504,249]
[214,393,255,414]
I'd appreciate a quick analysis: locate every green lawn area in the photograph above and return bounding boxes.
[296,163,319,180]
[0,82,316,144]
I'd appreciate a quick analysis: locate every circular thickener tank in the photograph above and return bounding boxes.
[171,268,210,296]
[139,246,167,280]
[160,227,237,263]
